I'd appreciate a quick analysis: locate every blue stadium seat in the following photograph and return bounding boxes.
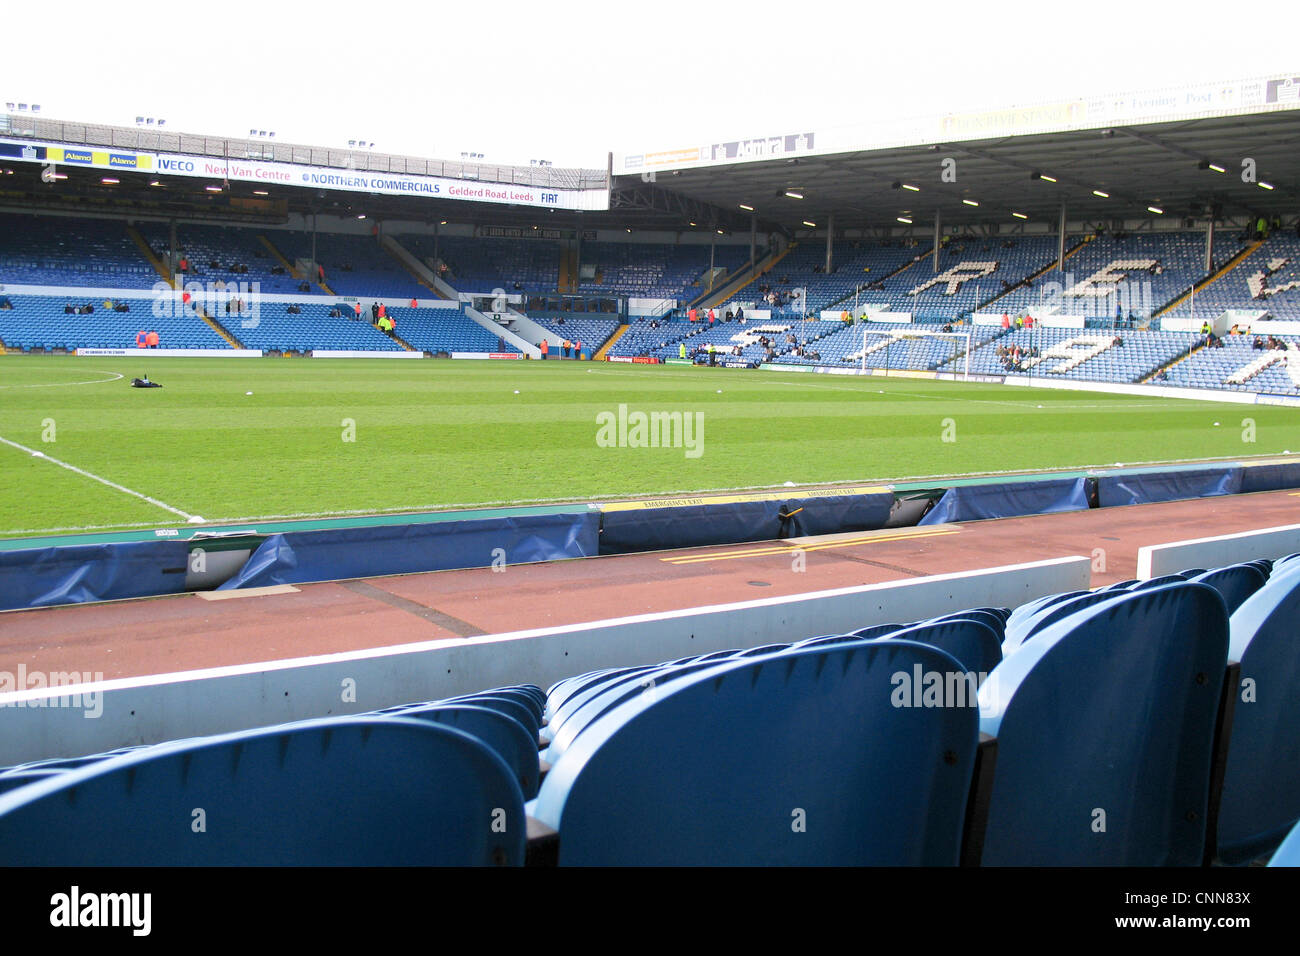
[533,640,980,865]
[0,717,525,865]
[888,617,1003,677]
[1215,565,1300,863]
[979,582,1230,865]
[1187,564,1267,616]
[375,703,541,799]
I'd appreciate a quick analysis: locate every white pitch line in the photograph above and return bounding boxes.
[0,436,197,521]
[0,371,124,389]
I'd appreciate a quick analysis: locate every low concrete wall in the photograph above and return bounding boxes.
[1136,523,1300,579]
[0,556,1090,765]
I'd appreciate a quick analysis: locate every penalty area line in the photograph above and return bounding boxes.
[0,435,198,522]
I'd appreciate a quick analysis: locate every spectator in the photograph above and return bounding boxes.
[146,330,159,349]
[354,303,363,320]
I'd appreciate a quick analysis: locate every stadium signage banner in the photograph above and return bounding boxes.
[151,153,608,211]
[309,350,424,358]
[0,139,153,171]
[75,348,261,357]
[0,139,606,210]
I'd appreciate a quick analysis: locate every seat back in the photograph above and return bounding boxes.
[0,717,525,865]
[534,640,979,866]
[979,582,1229,866]
[1218,566,1300,863]
[1187,563,1267,616]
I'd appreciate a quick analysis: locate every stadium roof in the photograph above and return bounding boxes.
[622,110,1300,235]
[2,74,1297,238]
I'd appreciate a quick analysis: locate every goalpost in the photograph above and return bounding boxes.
[859,327,973,381]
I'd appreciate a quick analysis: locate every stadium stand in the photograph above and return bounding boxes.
[271,231,429,298]
[388,307,519,353]
[136,222,305,294]
[864,235,1065,320]
[1160,332,1300,395]
[990,232,1248,320]
[225,302,404,352]
[0,294,228,350]
[527,315,621,354]
[1188,233,1300,321]
[943,327,1195,383]
[406,235,561,294]
[773,321,1001,370]
[751,240,927,317]
[0,212,158,288]
[578,241,749,299]
[607,316,699,358]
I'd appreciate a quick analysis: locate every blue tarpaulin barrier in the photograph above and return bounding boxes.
[918,478,1089,525]
[217,511,598,590]
[598,491,895,555]
[1096,466,1242,508]
[1239,461,1300,494]
[0,540,190,611]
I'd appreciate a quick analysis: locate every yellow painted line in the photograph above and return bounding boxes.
[664,526,958,563]
[601,485,891,512]
[661,528,959,565]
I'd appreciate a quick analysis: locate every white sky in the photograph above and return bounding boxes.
[3,0,1297,168]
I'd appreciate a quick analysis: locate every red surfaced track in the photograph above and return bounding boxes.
[2,489,1297,681]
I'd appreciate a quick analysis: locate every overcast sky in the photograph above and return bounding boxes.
[4,1,1297,167]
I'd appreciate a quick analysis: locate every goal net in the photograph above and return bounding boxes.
[849,328,973,380]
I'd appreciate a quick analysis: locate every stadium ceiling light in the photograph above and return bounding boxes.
[1258,181,1275,190]
[717,229,725,235]
[100,177,119,185]
[784,190,804,199]
[253,189,268,196]
[149,180,163,187]
[739,203,754,211]
[1012,212,1028,219]
[205,185,222,193]
[802,220,816,228]
[1092,190,1110,198]
[962,199,979,207]
[1208,163,1226,173]
[1147,205,1164,215]
[688,221,697,226]
[1034,172,1057,183]
[901,183,920,192]
[896,216,913,224]
[356,214,366,220]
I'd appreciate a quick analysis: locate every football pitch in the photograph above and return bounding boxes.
[1,354,1296,538]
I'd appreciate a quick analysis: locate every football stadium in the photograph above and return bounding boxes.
[1,7,1300,897]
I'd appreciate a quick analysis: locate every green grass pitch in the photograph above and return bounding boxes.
[0,354,1296,538]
